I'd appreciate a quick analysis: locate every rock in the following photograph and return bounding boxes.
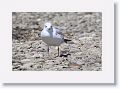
[20,63,34,70]
[21,59,31,63]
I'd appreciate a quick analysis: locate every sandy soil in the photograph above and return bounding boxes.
[12,12,102,71]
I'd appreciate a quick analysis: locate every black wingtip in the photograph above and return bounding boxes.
[64,39,71,43]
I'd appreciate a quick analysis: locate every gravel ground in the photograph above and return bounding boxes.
[12,12,102,71]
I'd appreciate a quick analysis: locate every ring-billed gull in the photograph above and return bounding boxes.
[40,22,71,56]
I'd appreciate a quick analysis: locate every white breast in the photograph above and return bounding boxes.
[41,30,64,46]
[41,36,63,46]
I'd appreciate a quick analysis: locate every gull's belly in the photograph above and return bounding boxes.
[41,37,63,46]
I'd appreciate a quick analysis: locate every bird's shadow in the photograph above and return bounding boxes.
[59,50,71,57]
[52,51,71,58]
[59,53,71,57]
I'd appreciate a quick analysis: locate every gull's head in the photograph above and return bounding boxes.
[44,22,53,32]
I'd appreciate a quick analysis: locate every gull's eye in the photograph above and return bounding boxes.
[45,25,47,28]
[50,26,52,28]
